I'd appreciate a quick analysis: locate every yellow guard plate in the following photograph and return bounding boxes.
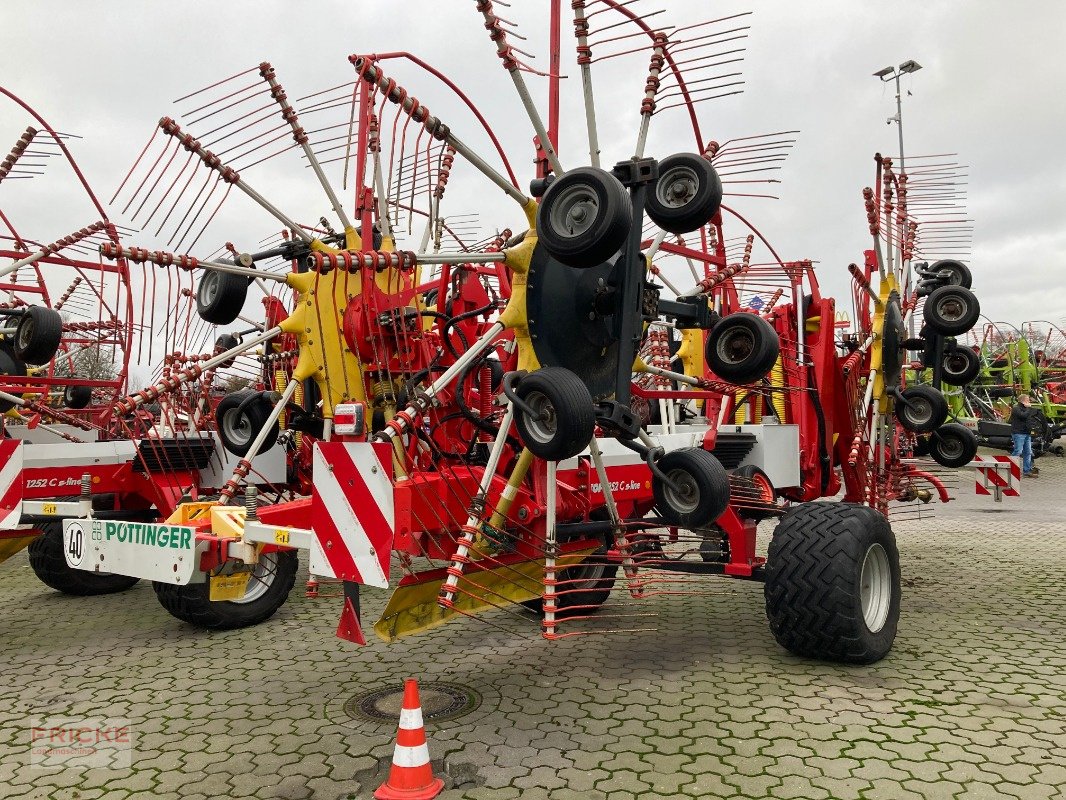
[209,572,250,602]
[374,549,596,642]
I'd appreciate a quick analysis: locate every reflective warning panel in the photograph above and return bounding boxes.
[310,442,394,588]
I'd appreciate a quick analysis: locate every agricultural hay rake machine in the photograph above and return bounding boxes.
[0,88,298,605]
[949,321,1066,458]
[32,1,987,663]
[845,148,989,487]
[0,86,150,592]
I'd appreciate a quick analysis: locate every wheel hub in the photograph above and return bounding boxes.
[937,436,963,459]
[937,296,964,321]
[908,397,932,425]
[551,185,598,238]
[665,469,699,513]
[658,166,698,208]
[201,272,218,303]
[15,322,32,351]
[224,410,253,445]
[718,328,754,364]
[524,391,558,444]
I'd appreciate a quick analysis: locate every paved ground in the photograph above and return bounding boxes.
[2,455,1064,800]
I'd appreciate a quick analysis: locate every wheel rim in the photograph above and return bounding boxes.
[233,551,279,604]
[522,390,558,445]
[859,543,892,632]
[200,272,219,305]
[549,184,600,240]
[656,164,699,209]
[663,468,700,514]
[15,317,33,352]
[753,474,773,503]
[935,434,964,460]
[904,396,932,427]
[717,326,754,365]
[935,294,968,323]
[222,406,254,446]
[944,352,967,377]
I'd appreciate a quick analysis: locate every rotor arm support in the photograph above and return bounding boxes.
[112,326,284,416]
[258,62,354,232]
[0,222,106,280]
[157,117,312,242]
[351,57,531,206]
[100,242,288,282]
[473,0,564,176]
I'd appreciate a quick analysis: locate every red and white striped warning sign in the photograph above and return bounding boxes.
[973,454,1020,498]
[310,441,394,588]
[0,440,23,528]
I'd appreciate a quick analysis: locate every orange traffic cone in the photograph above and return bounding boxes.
[374,679,445,800]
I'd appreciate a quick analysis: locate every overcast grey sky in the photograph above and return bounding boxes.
[3,0,1065,341]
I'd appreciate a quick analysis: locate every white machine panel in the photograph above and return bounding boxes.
[197,434,287,487]
[735,423,801,488]
[22,440,137,469]
[64,518,202,584]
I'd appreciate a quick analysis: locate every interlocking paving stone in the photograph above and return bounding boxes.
[1,453,1064,799]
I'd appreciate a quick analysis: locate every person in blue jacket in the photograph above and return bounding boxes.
[1009,394,1040,477]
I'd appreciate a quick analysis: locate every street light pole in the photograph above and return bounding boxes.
[874,60,922,333]
[893,71,906,177]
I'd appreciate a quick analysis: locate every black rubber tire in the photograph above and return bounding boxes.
[929,423,978,468]
[14,306,63,365]
[196,269,248,325]
[705,313,780,384]
[895,385,948,433]
[911,436,931,458]
[526,545,618,620]
[152,550,298,630]
[733,464,777,521]
[64,384,92,409]
[0,346,27,412]
[764,501,900,664]
[216,390,280,457]
[216,389,253,449]
[930,259,972,289]
[645,153,723,235]
[514,367,595,460]
[27,521,140,596]
[901,337,927,352]
[214,334,240,369]
[556,546,617,618]
[923,285,980,336]
[652,448,730,528]
[536,167,632,269]
[941,345,981,387]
